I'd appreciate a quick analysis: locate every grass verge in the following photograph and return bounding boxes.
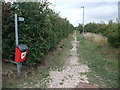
[77,32,118,88]
[2,34,73,88]
[84,32,108,45]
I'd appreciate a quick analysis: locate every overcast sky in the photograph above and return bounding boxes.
[4,0,119,26]
[48,0,119,26]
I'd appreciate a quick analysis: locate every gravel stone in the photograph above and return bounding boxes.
[46,31,90,88]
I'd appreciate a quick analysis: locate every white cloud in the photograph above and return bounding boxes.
[48,0,119,26]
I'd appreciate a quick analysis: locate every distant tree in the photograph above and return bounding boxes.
[77,24,83,33]
[78,20,119,48]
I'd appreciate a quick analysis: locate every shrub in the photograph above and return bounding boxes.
[107,32,120,48]
[2,2,74,65]
[78,20,119,48]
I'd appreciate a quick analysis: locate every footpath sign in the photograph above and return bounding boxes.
[14,14,28,75]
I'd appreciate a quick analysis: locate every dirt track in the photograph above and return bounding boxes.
[46,31,90,88]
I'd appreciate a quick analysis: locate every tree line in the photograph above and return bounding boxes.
[2,1,74,65]
[77,20,119,48]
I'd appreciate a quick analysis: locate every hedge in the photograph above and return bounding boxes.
[2,1,74,65]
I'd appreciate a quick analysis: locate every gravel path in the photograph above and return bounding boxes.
[47,31,90,88]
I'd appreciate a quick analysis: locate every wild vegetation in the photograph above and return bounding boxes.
[84,33,108,45]
[2,2,74,65]
[77,20,119,48]
[77,21,119,87]
[77,32,118,88]
[2,33,73,88]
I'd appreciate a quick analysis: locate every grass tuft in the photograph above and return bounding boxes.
[84,33,108,45]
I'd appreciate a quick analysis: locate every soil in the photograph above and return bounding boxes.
[76,82,99,88]
[46,31,92,88]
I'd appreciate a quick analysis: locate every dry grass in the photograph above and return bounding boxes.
[84,33,108,45]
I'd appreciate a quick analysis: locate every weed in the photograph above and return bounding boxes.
[80,78,84,81]
[77,32,118,88]
[59,82,63,85]
[62,79,64,81]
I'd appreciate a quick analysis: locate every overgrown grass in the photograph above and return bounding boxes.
[84,32,108,45]
[43,34,73,71]
[2,34,73,88]
[77,32,118,88]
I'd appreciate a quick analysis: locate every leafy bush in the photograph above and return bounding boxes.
[107,31,119,48]
[2,2,74,65]
[77,20,119,48]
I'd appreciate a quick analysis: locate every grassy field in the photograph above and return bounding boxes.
[77,32,118,88]
[2,34,73,88]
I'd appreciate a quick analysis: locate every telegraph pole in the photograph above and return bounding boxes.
[81,6,84,39]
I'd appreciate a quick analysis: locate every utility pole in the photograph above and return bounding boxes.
[81,6,84,39]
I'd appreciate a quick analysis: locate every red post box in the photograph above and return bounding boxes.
[15,44,28,62]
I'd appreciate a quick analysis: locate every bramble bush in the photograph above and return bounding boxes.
[2,1,74,65]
